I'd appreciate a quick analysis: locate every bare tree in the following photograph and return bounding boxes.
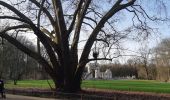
[154,38,170,66]
[0,36,37,84]
[138,47,152,79]
[0,0,168,92]
[153,38,170,81]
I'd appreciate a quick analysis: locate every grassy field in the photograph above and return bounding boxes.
[82,80,170,93]
[5,80,55,89]
[5,80,170,93]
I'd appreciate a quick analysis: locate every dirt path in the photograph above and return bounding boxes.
[0,94,58,100]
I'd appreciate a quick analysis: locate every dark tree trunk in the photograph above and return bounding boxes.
[50,64,84,93]
[52,75,81,92]
[50,70,64,91]
[13,80,17,85]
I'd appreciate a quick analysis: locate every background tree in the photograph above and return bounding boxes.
[0,36,37,84]
[153,38,170,81]
[127,58,138,78]
[137,47,152,79]
[0,0,168,92]
[0,38,6,79]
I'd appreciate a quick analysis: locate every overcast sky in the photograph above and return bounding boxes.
[1,0,170,63]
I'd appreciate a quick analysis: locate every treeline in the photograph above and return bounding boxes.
[99,63,157,80]
[0,36,48,84]
[100,64,137,78]
[99,37,170,82]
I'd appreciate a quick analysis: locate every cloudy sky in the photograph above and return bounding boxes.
[1,0,170,63]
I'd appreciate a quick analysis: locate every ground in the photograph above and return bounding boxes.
[5,80,170,100]
[1,94,57,100]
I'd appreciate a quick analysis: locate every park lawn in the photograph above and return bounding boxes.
[5,79,170,93]
[82,80,170,93]
[5,80,55,89]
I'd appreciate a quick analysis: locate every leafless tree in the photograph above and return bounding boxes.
[138,47,152,79]
[0,0,168,92]
[153,38,170,81]
[0,36,37,84]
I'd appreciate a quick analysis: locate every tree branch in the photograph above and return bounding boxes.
[84,16,98,25]
[29,0,55,25]
[52,0,67,37]
[68,0,84,34]
[88,58,112,62]
[82,22,94,29]
[80,0,136,63]
[1,1,63,68]
[0,1,32,23]
[37,0,45,28]
[37,0,45,55]
[71,0,92,54]
[1,24,61,69]
[30,0,61,45]
[69,0,92,74]
[0,16,28,23]
[132,5,167,21]
[1,24,30,32]
[96,38,109,47]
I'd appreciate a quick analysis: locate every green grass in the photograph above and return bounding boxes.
[5,79,170,93]
[82,80,170,93]
[5,80,55,89]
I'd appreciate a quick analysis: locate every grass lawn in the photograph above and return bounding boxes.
[82,80,170,93]
[5,80,55,89]
[5,79,170,93]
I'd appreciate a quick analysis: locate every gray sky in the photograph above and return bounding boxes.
[1,0,170,63]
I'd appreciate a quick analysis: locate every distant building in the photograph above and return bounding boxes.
[85,63,112,80]
[104,69,112,79]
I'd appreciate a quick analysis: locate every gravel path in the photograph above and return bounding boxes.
[0,94,58,100]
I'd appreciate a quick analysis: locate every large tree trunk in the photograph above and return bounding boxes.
[62,65,83,92]
[48,63,83,92]
[55,65,84,92]
[51,74,82,92]
[50,69,64,91]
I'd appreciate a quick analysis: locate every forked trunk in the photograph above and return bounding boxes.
[52,76,82,92]
[50,65,83,92]
[51,76,64,91]
[62,66,83,92]
[63,79,81,92]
